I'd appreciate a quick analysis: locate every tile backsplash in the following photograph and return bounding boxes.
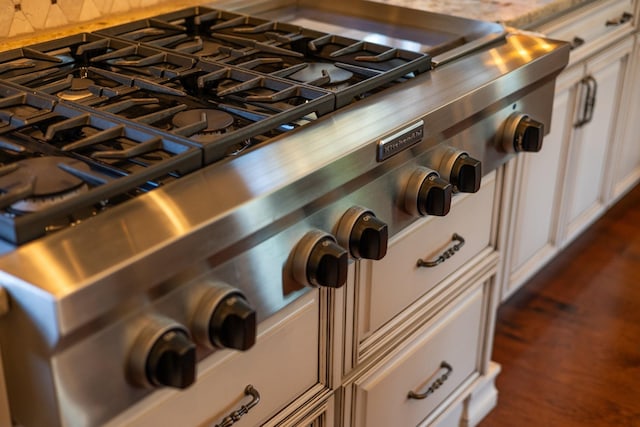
[0,0,176,38]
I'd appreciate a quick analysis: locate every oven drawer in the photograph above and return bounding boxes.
[357,171,495,340]
[349,280,485,427]
[104,292,321,427]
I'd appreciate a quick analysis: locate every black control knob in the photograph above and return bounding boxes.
[209,293,256,351]
[146,329,196,389]
[418,174,452,216]
[336,207,388,260]
[192,284,256,352]
[404,167,452,217]
[292,230,348,288]
[128,317,197,390]
[515,116,544,152]
[450,153,482,193]
[501,112,545,153]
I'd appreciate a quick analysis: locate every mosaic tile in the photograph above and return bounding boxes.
[20,0,49,29]
[43,3,69,28]
[0,0,15,38]
[8,10,35,37]
[92,0,114,14]
[77,0,101,22]
[58,0,84,22]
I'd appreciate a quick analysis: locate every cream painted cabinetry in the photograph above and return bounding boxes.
[500,0,636,299]
[104,291,329,427]
[337,172,502,427]
[559,40,632,243]
[609,33,640,201]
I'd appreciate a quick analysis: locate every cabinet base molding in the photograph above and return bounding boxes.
[461,361,501,427]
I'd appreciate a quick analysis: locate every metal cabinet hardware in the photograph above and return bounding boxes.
[407,361,453,400]
[606,12,633,26]
[570,36,585,50]
[215,384,261,427]
[575,76,598,128]
[416,233,465,268]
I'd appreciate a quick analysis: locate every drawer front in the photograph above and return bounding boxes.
[358,171,495,339]
[104,292,320,427]
[352,282,485,427]
[265,393,335,427]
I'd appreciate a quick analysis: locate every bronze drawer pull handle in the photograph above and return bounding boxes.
[416,233,465,268]
[407,361,453,400]
[215,384,261,427]
[606,12,633,26]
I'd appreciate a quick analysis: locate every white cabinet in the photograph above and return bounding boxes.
[560,40,632,243]
[499,71,573,297]
[104,291,324,427]
[348,280,485,427]
[609,34,640,200]
[500,0,636,299]
[336,171,502,427]
[340,268,500,427]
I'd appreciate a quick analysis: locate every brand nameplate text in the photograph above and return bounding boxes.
[377,121,424,162]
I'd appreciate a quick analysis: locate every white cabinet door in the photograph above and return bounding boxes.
[501,70,576,298]
[561,40,632,244]
[501,37,633,299]
[610,35,640,200]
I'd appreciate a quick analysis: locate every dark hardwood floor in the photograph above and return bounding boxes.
[479,184,640,427]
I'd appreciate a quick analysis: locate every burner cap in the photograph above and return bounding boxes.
[0,157,91,213]
[172,109,234,134]
[58,77,95,101]
[289,63,353,84]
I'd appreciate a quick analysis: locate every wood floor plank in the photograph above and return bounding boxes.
[479,184,640,426]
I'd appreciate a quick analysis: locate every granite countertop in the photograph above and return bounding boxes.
[2,0,596,49]
[374,0,595,28]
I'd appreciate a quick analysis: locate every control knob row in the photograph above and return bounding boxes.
[292,207,389,289]
[404,149,482,218]
[292,230,349,289]
[128,284,257,390]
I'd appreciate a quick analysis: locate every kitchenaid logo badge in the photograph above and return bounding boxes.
[377,121,424,161]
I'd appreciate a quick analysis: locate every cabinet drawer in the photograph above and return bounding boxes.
[351,282,485,427]
[105,292,320,427]
[358,171,495,339]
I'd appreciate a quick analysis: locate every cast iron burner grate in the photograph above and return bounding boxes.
[0,34,197,105]
[0,83,202,244]
[97,6,432,107]
[0,35,335,164]
[0,6,432,245]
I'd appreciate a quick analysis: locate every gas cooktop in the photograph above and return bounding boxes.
[0,6,432,246]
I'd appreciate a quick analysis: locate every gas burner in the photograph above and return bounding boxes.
[288,63,354,85]
[175,39,225,58]
[171,109,234,142]
[0,156,90,213]
[57,77,96,101]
